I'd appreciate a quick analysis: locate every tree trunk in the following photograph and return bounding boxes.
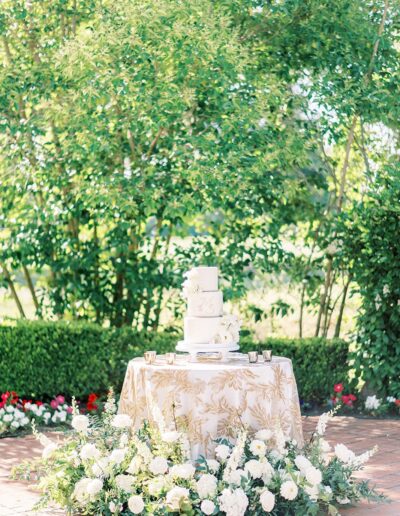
[1,263,26,318]
[315,257,332,337]
[22,264,40,312]
[334,275,352,338]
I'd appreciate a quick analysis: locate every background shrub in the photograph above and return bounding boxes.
[0,321,349,403]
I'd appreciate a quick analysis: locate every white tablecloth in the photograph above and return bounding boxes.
[119,354,303,458]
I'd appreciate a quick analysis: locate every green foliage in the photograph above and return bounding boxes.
[340,166,400,396]
[0,321,349,402]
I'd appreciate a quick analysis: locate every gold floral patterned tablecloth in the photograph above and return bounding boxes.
[119,355,303,458]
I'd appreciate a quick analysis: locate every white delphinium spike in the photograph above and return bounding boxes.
[223,430,247,482]
[315,408,337,436]
[352,446,378,467]
[104,388,117,415]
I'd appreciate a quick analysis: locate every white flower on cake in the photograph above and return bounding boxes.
[182,269,201,298]
[212,314,241,344]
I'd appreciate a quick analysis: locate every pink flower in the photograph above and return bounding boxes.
[66,406,73,414]
[334,383,344,393]
[56,395,65,404]
[50,400,59,409]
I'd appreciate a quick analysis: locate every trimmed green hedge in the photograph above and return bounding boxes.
[0,321,349,403]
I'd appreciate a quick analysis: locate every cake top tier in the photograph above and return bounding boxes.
[182,266,218,297]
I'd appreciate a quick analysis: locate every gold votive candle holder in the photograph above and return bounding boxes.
[144,350,157,364]
[165,352,176,365]
[263,350,272,362]
[248,351,259,363]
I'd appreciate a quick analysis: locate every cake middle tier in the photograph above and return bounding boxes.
[184,316,222,344]
[187,291,223,317]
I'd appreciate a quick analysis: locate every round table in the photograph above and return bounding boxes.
[119,354,303,458]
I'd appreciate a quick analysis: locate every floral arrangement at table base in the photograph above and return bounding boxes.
[13,391,384,516]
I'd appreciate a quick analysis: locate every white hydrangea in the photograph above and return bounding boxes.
[249,439,266,457]
[128,494,144,514]
[365,395,381,410]
[86,478,103,497]
[280,480,298,501]
[80,443,101,461]
[200,499,215,515]
[149,456,169,475]
[206,459,220,473]
[71,415,90,433]
[334,444,355,464]
[196,473,217,499]
[226,468,245,486]
[115,474,135,493]
[111,414,132,428]
[165,486,190,511]
[215,444,231,461]
[260,489,275,512]
[109,448,127,464]
[73,477,91,502]
[169,463,195,479]
[219,487,249,516]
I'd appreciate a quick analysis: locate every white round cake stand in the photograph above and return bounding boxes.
[176,341,239,362]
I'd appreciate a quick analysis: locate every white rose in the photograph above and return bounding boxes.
[169,463,196,479]
[6,406,14,413]
[128,495,145,514]
[162,430,181,443]
[305,466,322,486]
[109,448,127,464]
[215,444,231,461]
[111,414,132,428]
[165,486,190,511]
[200,499,215,515]
[227,468,245,486]
[73,477,91,502]
[14,410,24,419]
[334,444,355,464]
[244,459,264,479]
[86,478,103,496]
[21,416,30,426]
[294,455,312,473]
[71,414,90,433]
[149,456,169,475]
[196,473,218,499]
[260,489,275,512]
[255,429,273,441]
[280,480,298,501]
[80,443,101,461]
[11,420,20,428]
[42,442,58,459]
[115,474,135,493]
[249,439,266,457]
[3,414,12,422]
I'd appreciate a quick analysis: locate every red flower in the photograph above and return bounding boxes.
[1,392,10,402]
[35,401,43,406]
[88,393,98,403]
[348,394,357,402]
[341,394,354,406]
[395,400,400,407]
[0,401,5,409]
[334,383,344,393]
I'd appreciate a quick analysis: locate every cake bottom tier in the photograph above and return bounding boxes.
[184,315,221,344]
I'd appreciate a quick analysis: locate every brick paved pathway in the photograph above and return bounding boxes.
[0,417,399,515]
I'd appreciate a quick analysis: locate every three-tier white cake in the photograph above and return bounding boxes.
[176,266,240,358]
